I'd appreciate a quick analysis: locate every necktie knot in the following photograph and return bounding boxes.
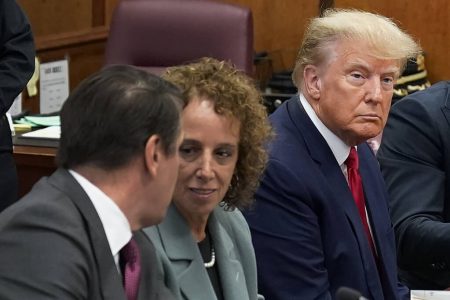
[120,238,141,300]
[345,147,359,170]
[121,238,138,266]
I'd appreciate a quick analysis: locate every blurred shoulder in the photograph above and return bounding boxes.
[214,206,247,226]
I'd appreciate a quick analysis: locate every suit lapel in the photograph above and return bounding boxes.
[48,169,125,300]
[357,144,390,297]
[441,84,450,128]
[157,205,216,299]
[358,144,389,252]
[209,209,250,300]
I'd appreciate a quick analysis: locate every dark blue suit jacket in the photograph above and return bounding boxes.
[244,96,408,300]
[378,81,450,289]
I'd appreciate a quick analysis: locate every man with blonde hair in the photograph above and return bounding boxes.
[244,9,420,299]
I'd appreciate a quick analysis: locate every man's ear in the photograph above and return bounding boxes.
[144,135,160,178]
[303,65,321,100]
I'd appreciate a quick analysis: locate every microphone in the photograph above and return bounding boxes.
[335,287,369,300]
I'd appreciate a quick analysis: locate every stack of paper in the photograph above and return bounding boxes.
[20,126,60,140]
[15,116,60,127]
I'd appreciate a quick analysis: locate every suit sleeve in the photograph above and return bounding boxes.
[245,158,332,300]
[0,0,35,115]
[378,98,448,267]
[0,199,93,299]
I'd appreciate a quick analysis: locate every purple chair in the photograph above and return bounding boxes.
[105,0,254,75]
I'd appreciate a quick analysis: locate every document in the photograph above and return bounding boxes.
[20,126,60,140]
[39,59,69,114]
[15,115,60,128]
[411,290,450,300]
[7,93,22,116]
[6,113,14,136]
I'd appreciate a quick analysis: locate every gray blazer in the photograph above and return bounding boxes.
[0,168,173,300]
[143,204,261,300]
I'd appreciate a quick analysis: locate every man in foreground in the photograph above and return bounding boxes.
[0,65,183,299]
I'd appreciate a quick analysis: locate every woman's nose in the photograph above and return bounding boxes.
[195,154,215,181]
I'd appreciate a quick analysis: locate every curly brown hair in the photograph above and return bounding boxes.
[163,57,273,210]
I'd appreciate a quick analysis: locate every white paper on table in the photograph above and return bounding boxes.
[39,59,69,114]
[20,125,60,140]
[411,290,450,300]
[7,93,22,116]
[6,113,14,136]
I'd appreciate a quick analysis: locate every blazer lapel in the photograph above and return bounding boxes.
[157,205,216,299]
[48,169,125,300]
[209,209,250,300]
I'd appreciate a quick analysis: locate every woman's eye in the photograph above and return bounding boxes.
[216,150,231,158]
[215,146,236,159]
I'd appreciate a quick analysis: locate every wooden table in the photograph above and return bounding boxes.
[13,145,57,197]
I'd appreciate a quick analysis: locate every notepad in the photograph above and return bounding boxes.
[16,115,60,127]
[20,126,60,140]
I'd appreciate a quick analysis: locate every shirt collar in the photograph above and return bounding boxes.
[298,93,350,166]
[68,170,132,260]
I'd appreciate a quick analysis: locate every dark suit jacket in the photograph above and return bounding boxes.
[0,0,35,211]
[0,168,174,299]
[378,81,450,289]
[244,96,408,300]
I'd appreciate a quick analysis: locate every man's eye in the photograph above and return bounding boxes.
[351,73,364,79]
[179,146,196,155]
[383,77,394,84]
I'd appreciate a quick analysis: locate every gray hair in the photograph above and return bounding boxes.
[292,9,421,88]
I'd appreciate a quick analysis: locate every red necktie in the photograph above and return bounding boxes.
[120,238,141,300]
[345,147,376,256]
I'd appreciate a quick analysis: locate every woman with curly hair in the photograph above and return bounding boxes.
[143,57,272,300]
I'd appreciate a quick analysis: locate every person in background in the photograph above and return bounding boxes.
[378,81,450,290]
[243,9,420,299]
[0,65,182,300]
[144,58,272,300]
[0,0,35,211]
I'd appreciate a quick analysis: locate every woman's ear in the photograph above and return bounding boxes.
[303,65,321,100]
[144,135,160,178]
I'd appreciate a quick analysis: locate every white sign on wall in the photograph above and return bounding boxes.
[39,59,69,114]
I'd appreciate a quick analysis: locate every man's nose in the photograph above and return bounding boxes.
[365,77,383,103]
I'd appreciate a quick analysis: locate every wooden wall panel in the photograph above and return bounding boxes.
[105,0,121,27]
[222,0,319,72]
[22,28,109,114]
[335,0,450,83]
[17,0,93,37]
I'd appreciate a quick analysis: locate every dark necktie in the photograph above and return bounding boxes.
[345,147,376,256]
[120,238,141,300]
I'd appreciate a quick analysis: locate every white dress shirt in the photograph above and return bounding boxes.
[69,170,132,272]
[298,93,351,172]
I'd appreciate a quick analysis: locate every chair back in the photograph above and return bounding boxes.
[105,0,254,75]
